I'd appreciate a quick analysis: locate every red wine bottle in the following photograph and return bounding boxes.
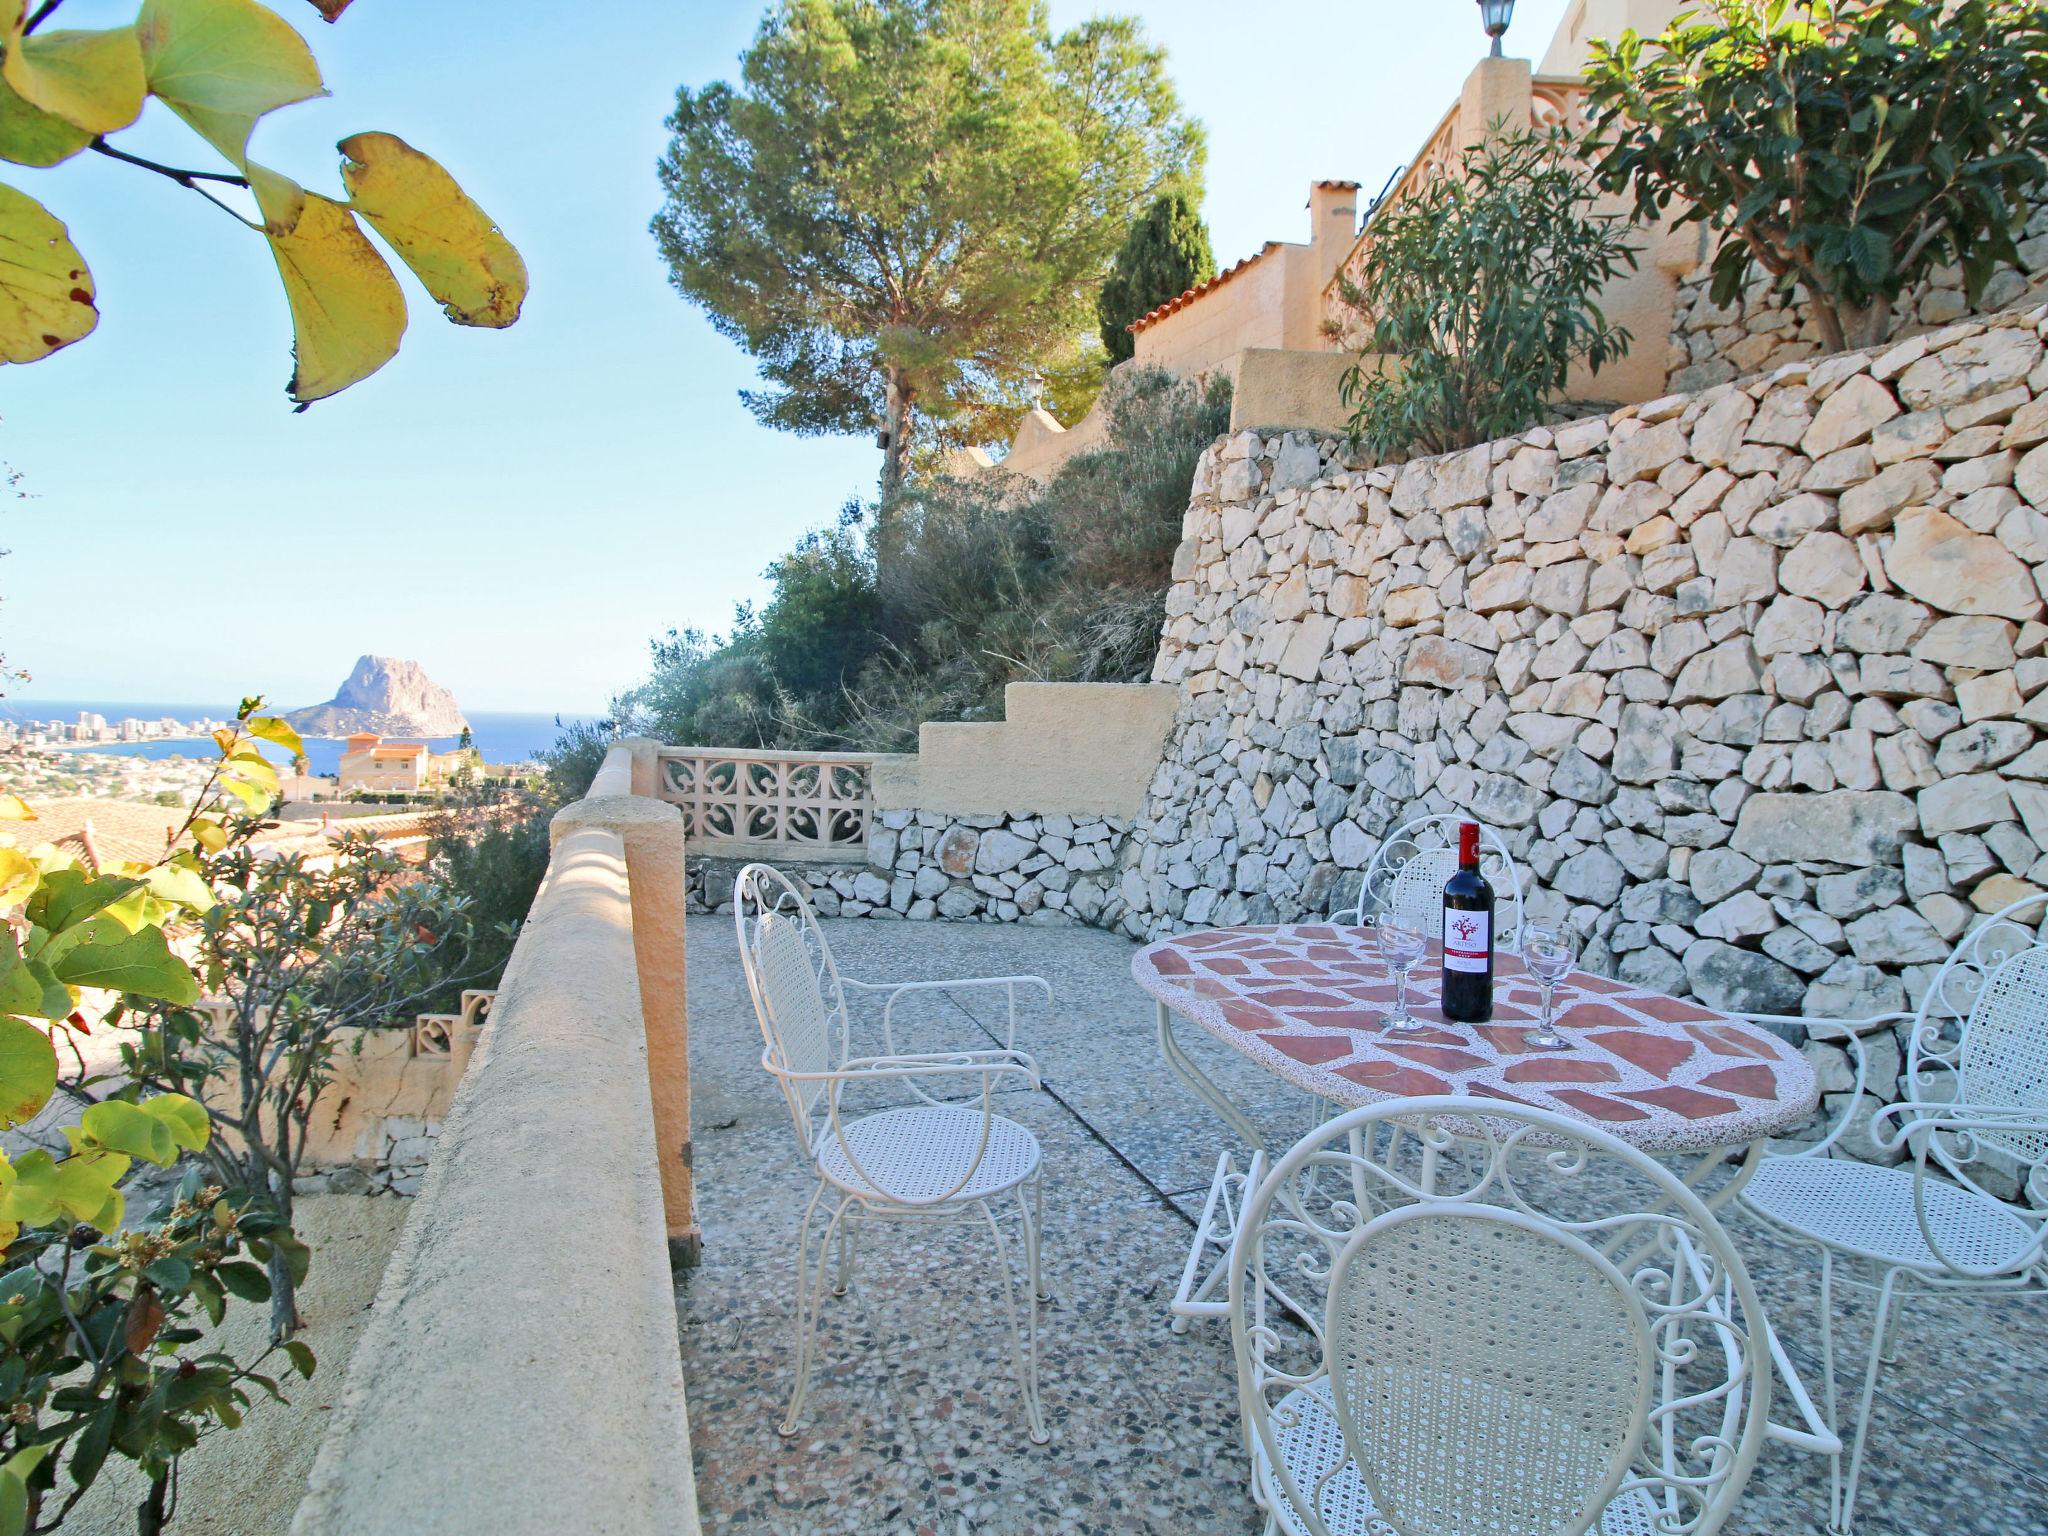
[1441,822,1495,1023]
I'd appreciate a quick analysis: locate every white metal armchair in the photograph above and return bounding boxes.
[1329,813,1526,948]
[1736,891,2048,1534]
[733,862,1056,1444]
[1228,1098,1772,1536]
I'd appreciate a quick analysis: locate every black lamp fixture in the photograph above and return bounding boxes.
[1477,0,1515,56]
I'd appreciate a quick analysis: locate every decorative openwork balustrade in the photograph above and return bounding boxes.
[1370,75,1592,227]
[655,747,874,858]
[413,988,496,1057]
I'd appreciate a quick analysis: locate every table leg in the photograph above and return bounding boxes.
[1157,1001,1270,1331]
[1156,1000,1269,1153]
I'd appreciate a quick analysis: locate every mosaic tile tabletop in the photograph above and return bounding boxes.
[1134,924,1819,1155]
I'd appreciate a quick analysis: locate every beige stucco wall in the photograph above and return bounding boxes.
[1134,247,1297,378]
[873,681,1179,818]
[1537,0,1689,75]
[1230,348,1384,434]
[290,823,700,1536]
[998,402,1114,484]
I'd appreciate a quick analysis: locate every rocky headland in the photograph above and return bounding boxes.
[285,656,469,738]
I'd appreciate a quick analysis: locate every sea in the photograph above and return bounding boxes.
[0,701,596,774]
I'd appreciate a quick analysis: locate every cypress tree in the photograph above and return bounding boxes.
[1096,191,1216,364]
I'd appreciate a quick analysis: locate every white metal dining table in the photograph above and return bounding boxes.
[1132,920,1840,1456]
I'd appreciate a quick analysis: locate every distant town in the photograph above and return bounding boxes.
[1,709,235,749]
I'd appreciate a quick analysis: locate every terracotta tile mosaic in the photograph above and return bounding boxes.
[1133,924,1817,1155]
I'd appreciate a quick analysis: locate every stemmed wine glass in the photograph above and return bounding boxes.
[1522,924,1577,1050]
[1375,915,1427,1034]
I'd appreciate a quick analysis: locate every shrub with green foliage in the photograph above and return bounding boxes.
[1097,191,1215,363]
[1336,127,1637,460]
[609,366,1229,753]
[1586,0,2048,354]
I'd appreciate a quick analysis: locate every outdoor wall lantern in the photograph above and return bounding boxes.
[1476,0,1515,55]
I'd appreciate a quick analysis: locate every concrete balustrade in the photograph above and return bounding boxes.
[291,756,700,1535]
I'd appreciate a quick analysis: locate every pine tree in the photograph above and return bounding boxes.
[1096,191,1216,364]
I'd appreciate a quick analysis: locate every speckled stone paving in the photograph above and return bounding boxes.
[680,918,2048,1536]
[1134,924,1818,1155]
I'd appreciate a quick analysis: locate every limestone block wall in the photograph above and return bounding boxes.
[1127,307,2048,1162]
[687,812,1139,927]
[1667,206,2048,394]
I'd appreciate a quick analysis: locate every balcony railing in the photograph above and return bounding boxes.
[655,747,873,859]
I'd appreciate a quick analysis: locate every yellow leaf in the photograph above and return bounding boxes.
[338,132,526,328]
[0,181,93,363]
[1,26,145,136]
[0,1018,53,1130]
[0,70,91,167]
[256,183,405,404]
[189,817,227,853]
[0,795,33,821]
[217,773,268,811]
[247,715,303,758]
[136,0,323,163]
[0,849,33,908]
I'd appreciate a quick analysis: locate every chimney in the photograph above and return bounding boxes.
[1308,180,1360,291]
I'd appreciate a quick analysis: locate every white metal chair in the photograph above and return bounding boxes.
[733,862,1056,1443]
[1735,891,2048,1534]
[1329,812,1526,949]
[1228,1097,1772,1536]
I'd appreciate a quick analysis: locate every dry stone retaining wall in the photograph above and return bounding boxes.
[1666,206,2048,394]
[684,811,1140,929]
[1123,306,2048,1166]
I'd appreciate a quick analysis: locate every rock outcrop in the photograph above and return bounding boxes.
[286,656,468,738]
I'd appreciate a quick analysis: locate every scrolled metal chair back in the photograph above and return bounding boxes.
[1229,1098,1769,1536]
[1910,892,2048,1196]
[734,863,851,1156]
[1333,814,1524,948]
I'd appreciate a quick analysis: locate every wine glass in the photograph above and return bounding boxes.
[1522,924,1577,1050]
[1376,915,1427,1033]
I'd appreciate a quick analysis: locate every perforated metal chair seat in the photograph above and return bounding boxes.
[1742,1156,2040,1274]
[813,1105,1041,1204]
[1257,1379,1664,1536]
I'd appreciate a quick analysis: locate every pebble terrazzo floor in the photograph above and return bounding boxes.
[679,918,2048,1536]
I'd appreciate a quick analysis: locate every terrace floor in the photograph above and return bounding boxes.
[679,917,2048,1536]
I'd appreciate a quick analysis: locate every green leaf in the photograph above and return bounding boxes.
[139,1092,208,1153]
[67,1399,116,1490]
[0,179,94,363]
[256,182,406,405]
[25,867,141,934]
[269,1226,309,1285]
[48,918,199,1005]
[142,1254,190,1289]
[0,69,91,166]
[187,1267,223,1326]
[337,131,527,327]
[77,1099,176,1164]
[0,1468,24,1536]
[0,929,70,1021]
[135,0,324,164]
[282,1337,315,1378]
[0,1016,53,1126]
[214,1260,269,1303]
[1,25,146,136]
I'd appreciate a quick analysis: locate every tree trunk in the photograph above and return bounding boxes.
[138,1474,170,1536]
[878,370,913,505]
[1837,295,1894,353]
[265,1160,300,1342]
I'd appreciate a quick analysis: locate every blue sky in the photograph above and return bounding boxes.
[2,0,1571,714]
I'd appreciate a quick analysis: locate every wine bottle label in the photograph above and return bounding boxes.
[1443,909,1491,973]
